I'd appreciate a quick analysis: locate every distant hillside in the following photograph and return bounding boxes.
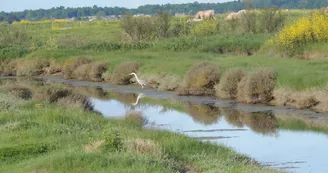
[1,0,327,23]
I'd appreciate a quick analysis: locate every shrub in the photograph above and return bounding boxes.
[121,14,157,42]
[270,12,328,54]
[101,130,123,153]
[168,21,192,37]
[33,87,71,103]
[57,93,94,112]
[240,12,257,33]
[16,59,50,76]
[0,60,17,76]
[258,7,285,33]
[237,69,276,104]
[0,45,30,58]
[47,62,62,75]
[7,86,33,100]
[226,18,239,31]
[62,56,91,79]
[89,61,109,82]
[0,143,51,162]
[216,68,245,99]
[72,63,92,80]
[155,11,171,38]
[191,20,217,36]
[178,62,220,96]
[111,62,139,85]
[158,75,181,91]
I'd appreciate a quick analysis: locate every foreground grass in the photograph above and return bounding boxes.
[0,93,278,173]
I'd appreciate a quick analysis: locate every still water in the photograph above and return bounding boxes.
[91,92,328,173]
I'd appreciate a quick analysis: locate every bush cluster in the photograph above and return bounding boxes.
[269,11,328,53]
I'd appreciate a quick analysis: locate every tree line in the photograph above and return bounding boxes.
[1,0,327,23]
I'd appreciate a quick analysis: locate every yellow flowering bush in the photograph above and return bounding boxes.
[271,12,328,51]
[12,20,31,25]
[311,12,328,41]
[191,20,217,36]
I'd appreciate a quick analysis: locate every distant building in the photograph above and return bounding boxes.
[175,13,188,17]
[133,14,151,17]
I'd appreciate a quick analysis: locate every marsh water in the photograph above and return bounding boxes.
[2,77,328,173]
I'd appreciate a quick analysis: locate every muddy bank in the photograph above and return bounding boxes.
[35,76,328,119]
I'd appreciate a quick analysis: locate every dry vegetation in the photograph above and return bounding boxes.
[73,63,91,80]
[0,60,17,76]
[216,68,245,99]
[271,87,328,112]
[237,69,276,104]
[178,62,220,96]
[125,138,162,156]
[137,73,181,91]
[16,59,50,76]
[89,61,109,82]
[62,56,91,79]
[1,85,33,100]
[124,110,148,127]
[111,62,140,85]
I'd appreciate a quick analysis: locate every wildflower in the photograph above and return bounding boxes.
[34,104,42,108]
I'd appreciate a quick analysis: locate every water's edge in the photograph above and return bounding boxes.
[36,76,328,120]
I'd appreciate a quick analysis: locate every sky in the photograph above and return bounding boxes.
[0,0,231,12]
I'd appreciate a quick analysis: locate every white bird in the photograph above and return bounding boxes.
[129,72,147,88]
[131,93,145,106]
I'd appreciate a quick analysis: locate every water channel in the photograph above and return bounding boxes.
[2,77,328,173]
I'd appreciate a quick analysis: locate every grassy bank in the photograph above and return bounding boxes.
[0,83,279,173]
[2,9,328,114]
[8,49,328,90]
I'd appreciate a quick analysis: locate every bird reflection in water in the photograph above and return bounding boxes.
[131,93,145,106]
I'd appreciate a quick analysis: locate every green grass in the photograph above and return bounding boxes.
[26,48,328,91]
[3,11,328,91]
[0,92,278,173]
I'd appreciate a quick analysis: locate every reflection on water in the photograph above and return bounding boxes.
[91,92,328,173]
[223,109,278,136]
[2,78,328,173]
[132,93,145,106]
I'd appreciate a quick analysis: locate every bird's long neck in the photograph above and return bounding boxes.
[133,73,140,82]
[132,95,141,105]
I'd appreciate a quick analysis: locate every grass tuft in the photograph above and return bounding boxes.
[216,68,245,99]
[124,111,148,127]
[72,63,92,80]
[178,62,220,96]
[16,59,50,76]
[237,69,276,104]
[126,138,162,156]
[62,56,91,79]
[89,61,109,82]
[111,62,140,85]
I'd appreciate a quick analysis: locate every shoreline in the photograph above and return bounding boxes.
[34,76,328,119]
